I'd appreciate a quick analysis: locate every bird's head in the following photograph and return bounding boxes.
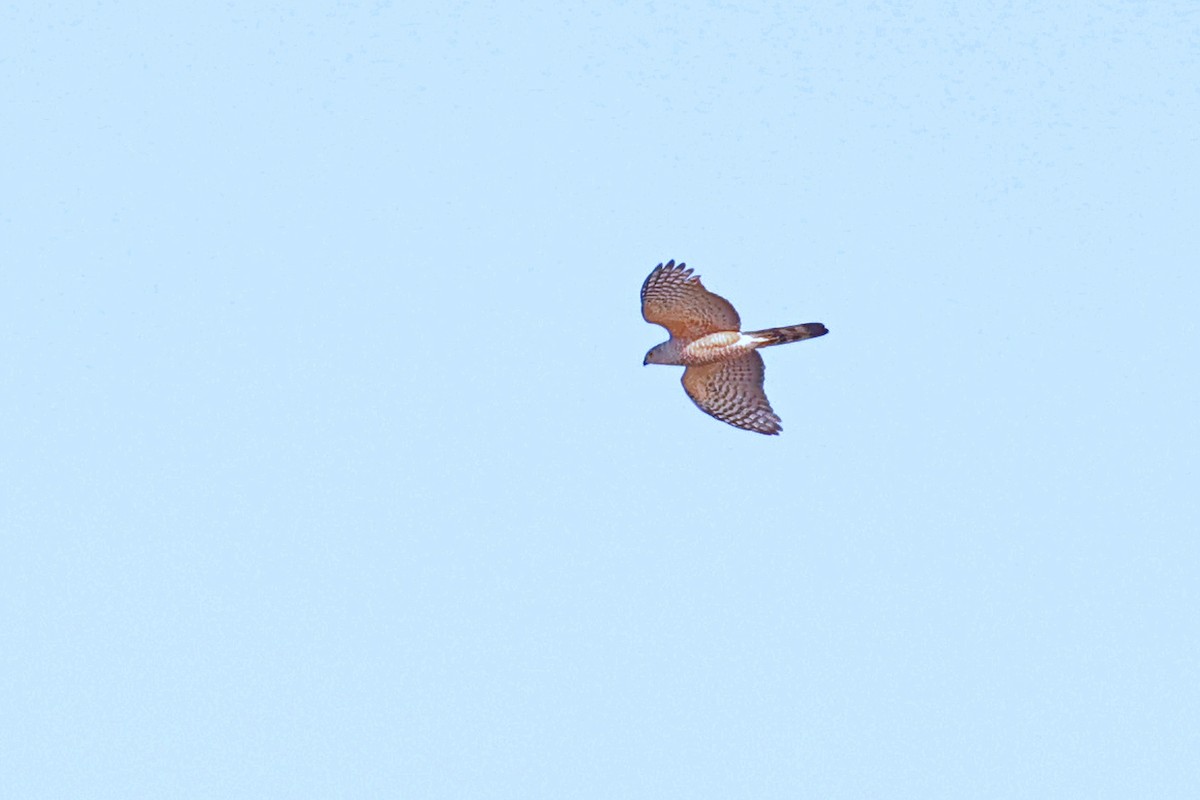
[643,343,669,366]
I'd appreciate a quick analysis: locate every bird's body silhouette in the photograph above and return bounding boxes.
[641,260,827,435]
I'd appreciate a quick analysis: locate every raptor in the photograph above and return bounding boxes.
[641,260,828,435]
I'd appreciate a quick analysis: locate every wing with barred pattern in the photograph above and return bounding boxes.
[641,260,740,342]
[681,351,782,435]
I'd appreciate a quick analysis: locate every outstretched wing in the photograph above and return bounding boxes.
[641,260,740,342]
[681,351,782,435]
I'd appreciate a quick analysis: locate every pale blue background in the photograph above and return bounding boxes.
[3,2,1198,797]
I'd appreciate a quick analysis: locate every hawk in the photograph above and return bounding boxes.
[641,260,828,435]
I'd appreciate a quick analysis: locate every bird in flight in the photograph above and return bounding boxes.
[641,260,827,435]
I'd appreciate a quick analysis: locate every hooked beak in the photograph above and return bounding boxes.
[642,355,649,366]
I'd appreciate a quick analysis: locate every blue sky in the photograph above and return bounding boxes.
[3,2,1198,797]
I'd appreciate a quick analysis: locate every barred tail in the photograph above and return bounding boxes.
[749,323,828,347]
